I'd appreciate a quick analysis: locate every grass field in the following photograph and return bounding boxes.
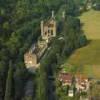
[68,40,100,66]
[63,10,100,79]
[80,10,100,40]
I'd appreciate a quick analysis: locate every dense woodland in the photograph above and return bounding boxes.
[0,0,99,100]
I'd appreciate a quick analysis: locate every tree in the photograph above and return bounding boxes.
[4,61,14,100]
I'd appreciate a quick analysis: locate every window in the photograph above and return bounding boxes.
[45,32,47,35]
[51,30,53,35]
[48,30,50,33]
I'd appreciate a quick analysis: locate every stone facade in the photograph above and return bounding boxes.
[24,52,39,72]
[24,40,47,72]
[41,18,56,43]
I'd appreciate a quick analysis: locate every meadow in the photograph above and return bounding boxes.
[80,10,100,40]
[63,10,100,79]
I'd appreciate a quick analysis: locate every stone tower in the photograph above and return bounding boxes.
[41,11,56,42]
[62,11,65,19]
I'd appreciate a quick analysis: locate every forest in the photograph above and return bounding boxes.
[0,0,99,100]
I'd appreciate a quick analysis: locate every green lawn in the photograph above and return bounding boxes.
[63,10,100,79]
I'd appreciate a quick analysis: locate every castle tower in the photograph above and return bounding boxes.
[62,11,65,19]
[52,10,55,19]
[41,20,44,38]
[41,11,56,42]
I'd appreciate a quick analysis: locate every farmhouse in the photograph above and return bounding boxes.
[58,73,73,86]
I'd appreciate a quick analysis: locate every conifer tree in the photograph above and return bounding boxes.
[4,61,14,100]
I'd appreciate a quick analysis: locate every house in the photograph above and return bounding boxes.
[58,73,73,86]
[75,74,89,92]
[58,72,74,97]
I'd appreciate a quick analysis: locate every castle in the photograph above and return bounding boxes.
[24,11,57,72]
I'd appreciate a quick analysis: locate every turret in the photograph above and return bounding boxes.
[41,20,44,37]
[40,11,56,42]
[62,11,65,19]
[51,10,55,19]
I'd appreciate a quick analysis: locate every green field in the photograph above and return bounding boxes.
[68,40,100,66]
[64,10,100,79]
[80,10,100,40]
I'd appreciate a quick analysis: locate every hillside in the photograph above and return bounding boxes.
[65,10,100,79]
[80,10,100,40]
[0,0,86,100]
[68,40,100,65]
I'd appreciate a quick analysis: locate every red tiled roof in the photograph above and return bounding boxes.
[75,74,88,85]
[59,73,73,83]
